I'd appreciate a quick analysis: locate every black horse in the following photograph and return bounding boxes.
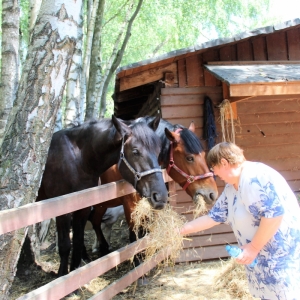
[90,116,218,259]
[36,115,168,277]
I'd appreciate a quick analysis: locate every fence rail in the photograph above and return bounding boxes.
[1,170,174,299]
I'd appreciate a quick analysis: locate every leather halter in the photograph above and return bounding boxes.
[118,136,162,189]
[166,128,214,191]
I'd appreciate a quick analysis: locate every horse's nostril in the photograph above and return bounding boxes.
[152,192,158,202]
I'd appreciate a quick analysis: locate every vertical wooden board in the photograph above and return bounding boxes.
[177,59,187,87]
[219,46,231,61]
[237,40,253,61]
[185,54,204,87]
[231,44,237,60]
[252,36,267,61]
[219,45,237,61]
[202,50,220,86]
[287,28,300,60]
[266,31,288,60]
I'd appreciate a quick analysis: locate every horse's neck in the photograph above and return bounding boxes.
[93,127,121,174]
[81,126,121,176]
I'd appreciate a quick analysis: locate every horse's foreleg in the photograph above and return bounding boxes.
[89,205,110,256]
[56,214,72,277]
[70,208,91,271]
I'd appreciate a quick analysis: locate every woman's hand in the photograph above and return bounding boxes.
[235,243,259,265]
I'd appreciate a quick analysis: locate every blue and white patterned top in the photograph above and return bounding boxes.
[209,161,300,299]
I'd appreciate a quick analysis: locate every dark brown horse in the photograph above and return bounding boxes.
[36,115,168,276]
[88,116,218,258]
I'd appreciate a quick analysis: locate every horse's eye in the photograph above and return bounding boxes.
[186,156,194,162]
[133,149,140,156]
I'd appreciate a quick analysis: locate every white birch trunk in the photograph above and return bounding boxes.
[0,0,82,296]
[28,0,43,41]
[86,0,105,119]
[80,0,100,121]
[64,5,84,126]
[0,0,20,147]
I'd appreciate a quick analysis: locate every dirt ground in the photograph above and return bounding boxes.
[9,216,256,300]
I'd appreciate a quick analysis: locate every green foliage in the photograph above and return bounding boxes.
[1,0,279,117]
[121,0,272,65]
[99,0,273,108]
[19,0,30,62]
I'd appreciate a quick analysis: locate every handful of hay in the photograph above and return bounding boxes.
[193,194,208,219]
[131,198,186,266]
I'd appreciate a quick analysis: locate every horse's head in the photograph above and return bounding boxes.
[112,115,168,210]
[164,121,218,205]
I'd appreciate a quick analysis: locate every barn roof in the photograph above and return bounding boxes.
[113,18,300,119]
[116,18,300,79]
[205,63,300,84]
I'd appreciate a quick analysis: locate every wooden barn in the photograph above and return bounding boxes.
[112,18,300,262]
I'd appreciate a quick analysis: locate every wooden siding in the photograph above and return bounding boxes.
[160,86,300,262]
[115,21,300,263]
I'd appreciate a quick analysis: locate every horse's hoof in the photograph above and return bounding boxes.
[138,277,149,286]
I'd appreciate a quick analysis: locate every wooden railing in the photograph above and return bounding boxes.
[0,170,175,299]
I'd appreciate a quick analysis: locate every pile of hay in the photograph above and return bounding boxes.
[131,198,186,265]
[214,258,251,298]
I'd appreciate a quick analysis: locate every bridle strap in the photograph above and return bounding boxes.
[118,136,162,189]
[167,128,214,190]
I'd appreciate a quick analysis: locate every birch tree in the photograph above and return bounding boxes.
[0,0,20,147]
[0,0,83,296]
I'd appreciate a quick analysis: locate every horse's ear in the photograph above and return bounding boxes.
[148,114,161,132]
[112,115,132,140]
[188,121,195,133]
[165,128,179,144]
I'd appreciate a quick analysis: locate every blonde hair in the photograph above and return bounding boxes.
[207,142,245,168]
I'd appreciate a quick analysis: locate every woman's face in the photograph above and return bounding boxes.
[211,158,237,185]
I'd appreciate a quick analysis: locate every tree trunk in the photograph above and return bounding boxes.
[0,0,20,147]
[0,0,82,296]
[64,3,84,126]
[81,0,100,121]
[86,0,105,120]
[28,0,42,41]
[98,0,144,118]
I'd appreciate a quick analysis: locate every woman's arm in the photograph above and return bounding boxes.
[180,215,220,235]
[238,215,283,265]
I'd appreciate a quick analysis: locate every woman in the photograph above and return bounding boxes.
[180,142,300,299]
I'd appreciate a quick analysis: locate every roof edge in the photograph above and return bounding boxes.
[117,18,300,74]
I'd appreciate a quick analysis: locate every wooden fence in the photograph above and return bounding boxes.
[0,171,175,300]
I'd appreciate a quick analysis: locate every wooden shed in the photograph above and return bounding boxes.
[112,18,300,262]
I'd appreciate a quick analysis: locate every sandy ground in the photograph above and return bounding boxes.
[9,216,256,300]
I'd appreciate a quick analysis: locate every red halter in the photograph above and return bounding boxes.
[166,128,214,190]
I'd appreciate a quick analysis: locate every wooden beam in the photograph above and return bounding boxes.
[0,170,173,235]
[90,248,171,300]
[17,238,149,300]
[119,62,178,92]
[229,82,300,97]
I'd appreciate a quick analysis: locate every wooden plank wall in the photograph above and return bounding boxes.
[159,25,300,262]
[160,87,234,261]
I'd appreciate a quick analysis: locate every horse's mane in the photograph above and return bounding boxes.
[139,116,204,167]
[180,128,203,154]
[131,120,161,152]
